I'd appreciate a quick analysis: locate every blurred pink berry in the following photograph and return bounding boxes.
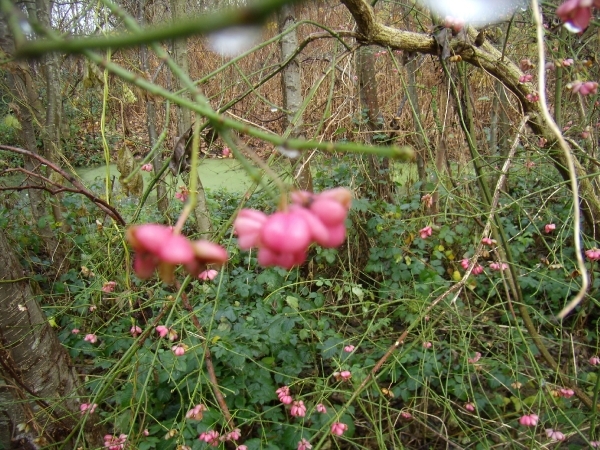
[421,193,433,208]
[465,402,475,412]
[297,438,312,450]
[84,334,98,344]
[141,163,153,172]
[569,80,599,95]
[519,413,539,427]
[186,404,207,420]
[400,411,413,420]
[175,185,189,202]
[545,223,556,233]
[419,226,433,239]
[316,403,327,413]
[104,433,127,450]
[72,328,80,334]
[558,388,574,398]
[237,447,248,450]
[489,262,508,271]
[460,258,470,270]
[89,305,97,312]
[519,74,533,83]
[562,58,574,66]
[102,281,117,293]
[199,430,220,446]
[468,352,482,364]
[590,355,600,365]
[331,422,348,436]
[344,345,355,352]
[130,325,142,337]
[172,344,186,356]
[226,428,241,441]
[198,269,218,281]
[526,93,539,102]
[340,370,352,381]
[481,237,495,246]
[472,265,484,275]
[222,147,231,157]
[156,325,169,338]
[127,224,227,283]
[290,400,307,417]
[545,429,565,441]
[143,429,149,436]
[423,341,432,349]
[591,441,600,448]
[276,386,293,405]
[586,249,600,261]
[556,0,595,31]
[80,403,97,415]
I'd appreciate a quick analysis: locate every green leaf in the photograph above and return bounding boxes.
[285,295,299,309]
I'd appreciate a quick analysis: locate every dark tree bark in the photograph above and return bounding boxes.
[278,3,313,192]
[0,229,104,449]
[0,11,61,260]
[356,45,392,201]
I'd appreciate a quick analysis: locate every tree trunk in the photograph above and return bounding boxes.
[0,229,104,449]
[32,0,72,265]
[139,3,168,216]
[356,45,392,201]
[0,12,60,260]
[279,3,313,192]
[171,0,212,236]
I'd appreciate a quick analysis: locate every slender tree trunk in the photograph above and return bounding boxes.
[0,12,60,260]
[279,3,313,191]
[0,229,104,449]
[356,45,392,201]
[171,0,212,236]
[139,2,168,216]
[33,0,72,265]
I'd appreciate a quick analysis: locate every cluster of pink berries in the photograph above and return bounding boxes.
[84,333,98,344]
[175,185,189,202]
[460,258,484,275]
[234,188,351,269]
[141,163,153,172]
[545,429,565,441]
[102,281,117,293]
[104,434,127,450]
[544,223,556,233]
[556,388,574,398]
[568,80,599,95]
[186,404,208,420]
[198,428,242,447]
[156,325,178,341]
[586,248,600,261]
[126,224,227,283]
[519,413,539,427]
[519,74,533,84]
[80,402,97,415]
[419,226,432,239]
[489,262,508,271]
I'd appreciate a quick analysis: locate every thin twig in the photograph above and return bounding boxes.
[0,145,126,225]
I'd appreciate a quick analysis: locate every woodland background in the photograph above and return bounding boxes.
[0,0,600,449]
